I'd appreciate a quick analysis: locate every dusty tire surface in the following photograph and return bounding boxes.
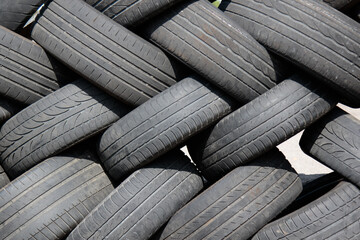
[188,74,337,181]
[253,181,360,240]
[158,149,302,240]
[84,0,184,27]
[220,0,360,106]
[0,80,130,179]
[0,0,44,31]
[0,165,10,188]
[67,150,203,240]
[0,156,114,240]
[300,107,360,188]
[144,0,286,103]
[31,0,183,106]
[99,76,235,181]
[0,26,73,105]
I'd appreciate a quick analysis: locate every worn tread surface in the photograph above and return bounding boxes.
[31,0,183,106]
[159,149,302,240]
[99,76,235,181]
[84,0,184,27]
[189,74,337,181]
[0,80,130,179]
[253,181,360,240]
[0,156,114,240]
[143,0,286,103]
[67,150,203,240]
[220,0,360,106]
[0,25,73,105]
[300,107,360,188]
[0,164,10,188]
[0,0,44,31]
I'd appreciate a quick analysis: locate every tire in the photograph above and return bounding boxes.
[158,149,302,240]
[0,164,10,188]
[188,74,337,181]
[31,0,184,107]
[0,0,44,31]
[0,26,74,105]
[142,0,287,103]
[0,80,130,179]
[219,0,360,107]
[253,181,360,240]
[84,0,184,27]
[278,172,343,218]
[0,156,114,240]
[67,150,203,240]
[0,98,21,125]
[98,76,235,181]
[300,107,360,188]
[322,0,359,9]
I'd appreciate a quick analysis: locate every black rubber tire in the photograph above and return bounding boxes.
[253,181,360,240]
[0,164,10,188]
[0,98,21,125]
[278,172,343,218]
[300,107,360,188]
[158,149,302,240]
[84,0,184,27]
[0,26,74,105]
[67,150,203,240]
[322,0,360,9]
[0,0,44,31]
[0,156,114,239]
[98,76,236,181]
[188,74,337,181]
[0,80,130,179]
[31,0,184,107]
[142,0,287,103]
[219,0,360,107]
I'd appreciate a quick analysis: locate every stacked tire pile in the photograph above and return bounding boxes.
[0,0,359,239]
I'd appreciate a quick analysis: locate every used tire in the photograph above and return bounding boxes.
[0,156,114,240]
[188,74,337,181]
[31,0,184,106]
[253,181,360,239]
[0,98,21,125]
[0,165,10,188]
[0,0,44,31]
[0,80,130,179]
[143,0,287,103]
[158,149,302,240]
[84,0,184,27]
[67,150,203,240]
[219,0,360,106]
[99,76,235,181]
[300,107,360,188]
[0,26,73,105]
[322,0,360,9]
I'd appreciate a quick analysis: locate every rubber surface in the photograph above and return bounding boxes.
[0,80,130,179]
[143,0,287,103]
[67,150,203,240]
[0,98,20,125]
[300,107,360,188]
[0,164,10,188]
[188,74,337,181]
[84,0,184,27]
[31,0,184,106]
[99,76,236,181]
[158,149,302,240]
[220,0,360,106]
[0,156,114,240]
[0,0,44,31]
[323,0,359,9]
[0,25,73,105]
[253,181,360,239]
